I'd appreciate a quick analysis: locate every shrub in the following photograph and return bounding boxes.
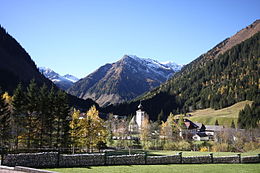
[243,142,260,152]
[212,143,229,152]
[176,140,191,151]
[163,142,177,150]
[200,147,208,152]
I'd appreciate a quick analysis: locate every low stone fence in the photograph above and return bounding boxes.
[182,156,212,164]
[59,153,105,167]
[2,152,58,168]
[107,154,145,165]
[146,155,181,164]
[213,156,240,163]
[2,152,260,168]
[242,156,260,163]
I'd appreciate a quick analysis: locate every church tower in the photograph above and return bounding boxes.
[136,102,145,130]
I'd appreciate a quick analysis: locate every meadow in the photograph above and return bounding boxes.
[46,149,260,173]
[186,100,253,127]
[47,164,260,173]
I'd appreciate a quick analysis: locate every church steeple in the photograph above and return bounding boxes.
[138,101,143,110]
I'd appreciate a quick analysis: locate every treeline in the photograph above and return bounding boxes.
[238,101,260,129]
[104,32,260,122]
[0,80,71,149]
[0,80,107,152]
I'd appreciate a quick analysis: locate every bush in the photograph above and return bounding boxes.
[176,141,191,151]
[163,142,177,150]
[200,147,208,152]
[243,142,260,152]
[162,140,191,151]
[212,143,229,152]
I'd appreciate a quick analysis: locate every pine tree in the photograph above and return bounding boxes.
[46,86,56,147]
[12,83,27,148]
[215,119,219,126]
[0,88,11,148]
[54,90,70,148]
[238,103,260,129]
[25,79,39,148]
[37,84,49,147]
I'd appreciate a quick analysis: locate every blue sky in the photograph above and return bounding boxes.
[1,0,259,78]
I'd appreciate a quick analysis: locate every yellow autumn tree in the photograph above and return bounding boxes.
[81,106,107,152]
[160,113,179,141]
[140,116,150,148]
[69,109,82,152]
[2,92,12,105]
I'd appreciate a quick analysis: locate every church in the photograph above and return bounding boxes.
[128,102,149,133]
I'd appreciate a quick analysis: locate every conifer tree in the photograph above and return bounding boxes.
[37,84,49,147]
[54,90,70,148]
[12,83,27,148]
[46,86,56,147]
[215,119,219,126]
[25,79,39,148]
[0,88,11,148]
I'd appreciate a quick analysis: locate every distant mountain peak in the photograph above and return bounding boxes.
[64,74,79,83]
[39,67,79,90]
[68,55,183,106]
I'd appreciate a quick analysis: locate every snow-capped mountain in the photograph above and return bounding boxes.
[63,74,79,83]
[67,55,183,106]
[39,67,79,90]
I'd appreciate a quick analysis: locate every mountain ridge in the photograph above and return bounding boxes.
[103,20,260,121]
[68,55,182,106]
[39,67,79,90]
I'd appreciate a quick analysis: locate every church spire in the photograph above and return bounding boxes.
[138,101,143,110]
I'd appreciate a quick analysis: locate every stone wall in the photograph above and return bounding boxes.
[106,154,145,165]
[146,155,181,164]
[59,153,105,167]
[213,156,240,163]
[2,152,58,168]
[242,156,260,163]
[182,156,212,164]
[2,152,260,168]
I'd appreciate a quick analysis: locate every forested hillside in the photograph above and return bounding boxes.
[103,31,260,121]
[0,25,97,110]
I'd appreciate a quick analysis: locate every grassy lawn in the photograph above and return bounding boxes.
[181,100,252,127]
[148,149,260,157]
[47,164,260,173]
[105,149,260,157]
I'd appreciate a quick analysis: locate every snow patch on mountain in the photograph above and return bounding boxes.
[39,67,79,90]
[64,74,79,83]
[126,55,183,79]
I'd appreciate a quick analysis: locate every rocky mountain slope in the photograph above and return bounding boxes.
[103,20,260,121]
[39,67,79,90]
[68,55,182,106]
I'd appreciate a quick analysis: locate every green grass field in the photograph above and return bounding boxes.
[47,164,260,173]
[148,149,260,157]
[105,149,260,157]
[46,150,260,173]
[182,100,253,127]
